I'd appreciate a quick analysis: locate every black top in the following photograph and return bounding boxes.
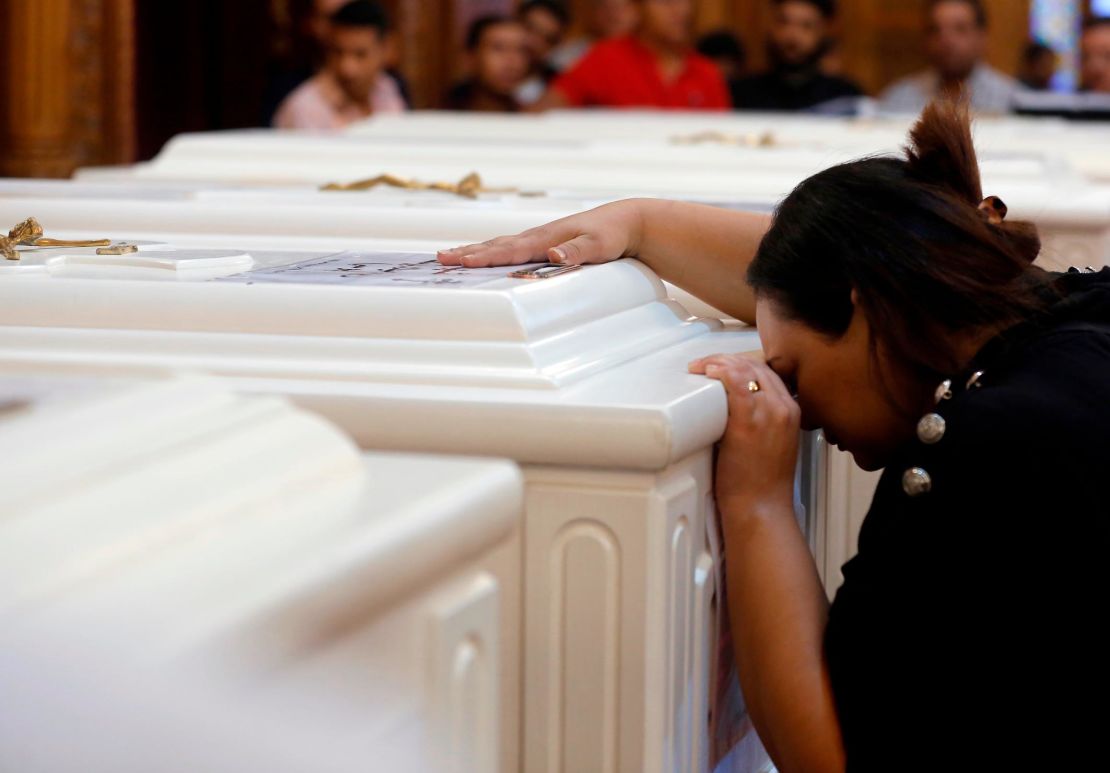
[824,268,1110,770]
[731,68,862,112]
[442,80,520,112]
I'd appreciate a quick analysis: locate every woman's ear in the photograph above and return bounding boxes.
[850,287,859,307]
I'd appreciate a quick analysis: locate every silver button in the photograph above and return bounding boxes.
[934,379,953,404]
[916,413,946,445]
[902,467,932,497]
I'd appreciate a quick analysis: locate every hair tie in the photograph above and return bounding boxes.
[978,195,1008,225]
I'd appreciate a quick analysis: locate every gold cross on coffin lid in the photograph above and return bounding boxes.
[2,217,113,260]
[320,171,542,199]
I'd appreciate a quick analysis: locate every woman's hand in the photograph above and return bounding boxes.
[689,353,801,514]
[440,199,768,324]
[437,200,643,268]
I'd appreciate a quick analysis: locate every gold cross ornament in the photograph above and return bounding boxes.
[4,217,112,259]
[321,171,536,199]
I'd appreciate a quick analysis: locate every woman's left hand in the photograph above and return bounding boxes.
[689,353,801,515]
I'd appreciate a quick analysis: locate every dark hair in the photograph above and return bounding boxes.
[747,100,1046,390]
[466,14,519,51]
[1084,17,1110,33]
[927,0,987,29]
[697,31,747,64]
[772,0,837,20]
[331,0,390,35]
[519,0,571,27]
[1023,40,1055,63]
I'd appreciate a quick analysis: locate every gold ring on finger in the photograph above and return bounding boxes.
[747,380,761,393]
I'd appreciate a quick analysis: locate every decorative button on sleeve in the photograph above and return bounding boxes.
[901,467,933,497]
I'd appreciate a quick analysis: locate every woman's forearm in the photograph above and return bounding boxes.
[439,198,768,323]
[628,199,771,324]
[720,495,846,773]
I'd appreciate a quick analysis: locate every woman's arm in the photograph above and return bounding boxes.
[438,198,770,324]
[722,499,845,773]
[691,354,846,773]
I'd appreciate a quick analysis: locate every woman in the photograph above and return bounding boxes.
[438,102,1110,770]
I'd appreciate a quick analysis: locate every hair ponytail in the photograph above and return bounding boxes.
[904,100,1042,265]
[904,100,983,206]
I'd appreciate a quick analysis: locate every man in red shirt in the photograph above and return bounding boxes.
[535,0,730,110]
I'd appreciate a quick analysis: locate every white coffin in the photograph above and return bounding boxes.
[0,372,523,772]
[0,239,786,772]
[64,117,1110,270]
[338,109,1110,183]
[0,176,872,589]
[7,165,1110,274]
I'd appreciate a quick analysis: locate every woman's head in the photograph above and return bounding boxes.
[748,100,1046,470]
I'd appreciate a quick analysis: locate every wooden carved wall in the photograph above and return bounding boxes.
[0,0,136,178]
[132,0,273,161]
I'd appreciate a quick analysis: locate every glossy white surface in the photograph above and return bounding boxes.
[33,120,1110,272]
[0,372,523,772]
[339,109,1110,182]
[0,228,772,771]
[0,244,759,464]
[0,240,250,279]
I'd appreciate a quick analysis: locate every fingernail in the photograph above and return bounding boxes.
[550,247,566,264]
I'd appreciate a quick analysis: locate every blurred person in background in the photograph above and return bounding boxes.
[880,0,1020,114]
[1017,41,1058,91]
[306,0,411,105]
[819,36,846,78]
[1080,18,1110,94]
[306,0,349,49]
[263,0,347,124]
[697,30,748,90]
[549,0,639,71]
[274,0,405,130]
[537,0,729,111]
[445,16,531,111]
[732,0,862,112]
[516,0,571,106]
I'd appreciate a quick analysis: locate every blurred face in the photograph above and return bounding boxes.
[769,1,828,68]
[756,297,922,472]
[474,22,530,95]
[521,7,565,63]
[638,0,694,49]
[327,26,387,103]
[1081,25,1110,94]
[309,0,349,45]
[926,1,986,80]
[592,0,638,38]
[1024,50,1057,88]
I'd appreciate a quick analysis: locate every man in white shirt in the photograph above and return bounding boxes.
[880,0,1020,114]
[274,0,405,130]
